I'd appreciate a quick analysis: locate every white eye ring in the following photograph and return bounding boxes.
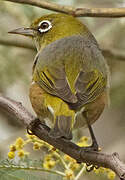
[38,20,52,33]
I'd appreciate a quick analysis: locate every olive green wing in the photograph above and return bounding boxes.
[72,69,107,108]
[34,55,77,104]
[33,35,108,107]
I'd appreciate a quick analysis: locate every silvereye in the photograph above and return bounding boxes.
[9,13,109,150]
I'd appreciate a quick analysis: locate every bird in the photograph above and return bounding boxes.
[9,13,109,151]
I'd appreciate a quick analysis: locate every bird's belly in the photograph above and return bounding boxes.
[29,82,54,121]
[29,81,75,121]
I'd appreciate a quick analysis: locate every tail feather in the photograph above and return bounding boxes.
[49,115,72,140]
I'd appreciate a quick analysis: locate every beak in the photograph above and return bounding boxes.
[8,27,35,37]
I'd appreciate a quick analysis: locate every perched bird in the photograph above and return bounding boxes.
[9,13,109,150]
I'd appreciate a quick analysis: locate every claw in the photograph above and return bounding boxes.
[27,125,34,135]
[95,165,100,169]
[86,164,95,172]
[86,163,100,172]
[26,118,41,135]
[79,145,100,172]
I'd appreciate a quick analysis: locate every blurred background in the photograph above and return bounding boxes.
[0,0,125,179]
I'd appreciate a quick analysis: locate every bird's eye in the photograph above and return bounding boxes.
[38,20,52,33]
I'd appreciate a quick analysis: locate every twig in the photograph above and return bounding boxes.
[0,165,65,176]
[75,165,86,180]
[0,94,125,179]
[3,0,125,18]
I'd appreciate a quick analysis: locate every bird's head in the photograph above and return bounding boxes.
[9,13,88,51]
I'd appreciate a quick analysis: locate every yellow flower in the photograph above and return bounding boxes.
[107,171,116,180]
[33,142,42,150]
[44,154,53,161]
[77,136,90,147]
[99,167,105,173]
[43,160,56,169]
[15,137,24,149]
[70,162,80,171]
[10,144,16,152]
[80,136,89,142]
[65,169,74,179]
[77,141,88,147]
[18,150,25,158]
[94,167,105,174]
[63,154,76,163]
[8,151,15,159]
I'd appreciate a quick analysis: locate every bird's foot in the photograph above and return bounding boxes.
[78,143,100,172]
[27,118,48,135]
[26,118,39,135]
[86,163,100,172]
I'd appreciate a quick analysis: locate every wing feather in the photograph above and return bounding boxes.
[33,35,108,110]
[71,70,107,108]
[35,65,77,103]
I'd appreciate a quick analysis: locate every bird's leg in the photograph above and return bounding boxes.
[79,121,100,171]
[78,113,100,171]
[81,112,99,152]
[86,119,99,151]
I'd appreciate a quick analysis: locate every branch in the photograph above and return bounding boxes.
[3,0,125,18]
[0,94,125,179]
[0,38,36,51]
[0,95,35,126]
[102,49,125,62]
